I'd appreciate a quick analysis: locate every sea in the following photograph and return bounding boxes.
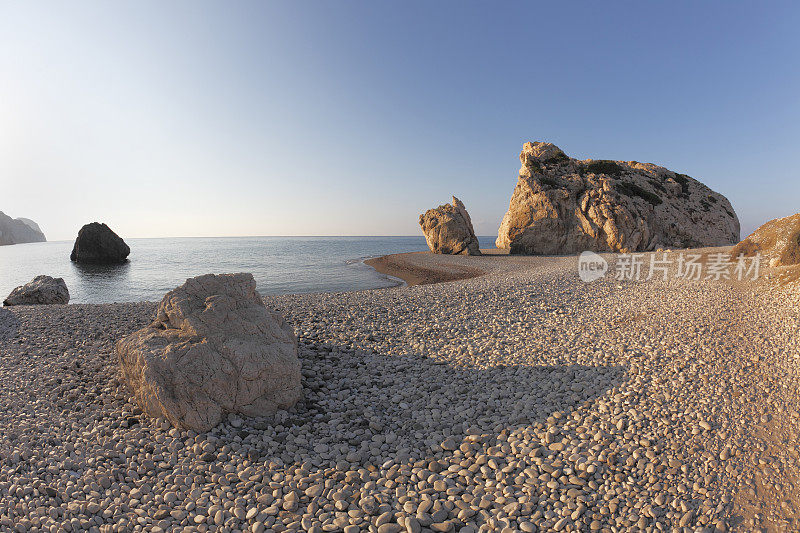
[0,236,496,304]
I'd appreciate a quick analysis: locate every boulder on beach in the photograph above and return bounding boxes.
[496,142,740,254]
[3,275,69,306]
[70,222,130,264]
[0,211,46,245]
[419,196,481,256]
[731,213,800,267]
[115,273,302,432]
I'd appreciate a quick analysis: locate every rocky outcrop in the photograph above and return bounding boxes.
[70,222,130,264]
[115,273,301,431]
[16,218,43,235]
[731,213,800,267]
[3,275,69,306]
[419,197,481,256]
[0,212,46,245]
[496,142,740,254]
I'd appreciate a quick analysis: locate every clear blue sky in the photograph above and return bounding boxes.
[2,1,798,240]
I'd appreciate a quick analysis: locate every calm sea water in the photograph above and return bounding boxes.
[0,236,495,304]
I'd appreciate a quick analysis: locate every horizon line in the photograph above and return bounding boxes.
[35,234,499,243]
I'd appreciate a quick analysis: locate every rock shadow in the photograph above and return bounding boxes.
[202,340,627,470]
[113,338,629,531]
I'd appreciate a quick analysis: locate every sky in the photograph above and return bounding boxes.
[1,1,799,241]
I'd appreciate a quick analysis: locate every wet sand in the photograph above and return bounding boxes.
[364,251,498,286]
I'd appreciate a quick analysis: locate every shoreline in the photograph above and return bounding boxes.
[1,250,798,530]
[364,251,486,286]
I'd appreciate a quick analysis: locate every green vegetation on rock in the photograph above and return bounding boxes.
[586,160,625,176]
[617,182,663,206]
[543,150,570,164]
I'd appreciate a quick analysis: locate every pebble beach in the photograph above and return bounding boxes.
[2,249,799,532]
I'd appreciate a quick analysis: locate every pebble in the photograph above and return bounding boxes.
[0,251,796,531]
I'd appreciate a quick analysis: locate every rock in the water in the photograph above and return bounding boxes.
[419,196,481,256]
[3,275,69,306]
[731,213,800,266]
[0,211,46,245]
[115,273,301,431]
[70,222,130,263]
[496,142,740,254]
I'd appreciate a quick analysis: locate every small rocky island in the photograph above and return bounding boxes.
[496,142,740,254]
[0,211,46,245]
[70,222,130,264]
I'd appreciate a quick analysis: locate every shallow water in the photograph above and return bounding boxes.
[0,236,495,304]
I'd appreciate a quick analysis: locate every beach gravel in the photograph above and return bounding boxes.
[1,249,799,531]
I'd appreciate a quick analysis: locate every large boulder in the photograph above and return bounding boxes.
[70,222,130,264]
[3,275,69,306]
[0,211,46,245]
[419,196,481,256]
[496,142,740,254]
[731,213,800,267]
[115,273,301,431]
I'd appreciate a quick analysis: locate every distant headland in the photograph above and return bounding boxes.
[0,211,45,245]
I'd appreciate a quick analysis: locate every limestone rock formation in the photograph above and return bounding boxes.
[0,211,46,245]
[115,273,301,431]
[496,142,740,254]
[70,222,130,264]
[419,196,481,256]
[3,275,69,306]
[731,213,800,267]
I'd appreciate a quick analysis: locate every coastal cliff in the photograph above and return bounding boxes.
[0,211,46,245]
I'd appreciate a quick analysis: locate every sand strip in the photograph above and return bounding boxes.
[364,252,485,286]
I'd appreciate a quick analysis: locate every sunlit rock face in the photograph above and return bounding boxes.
[731,213,800,267]
[496,142,740,254]
[419,196,481,256]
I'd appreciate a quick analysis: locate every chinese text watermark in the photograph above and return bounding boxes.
[578,252,761,283]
